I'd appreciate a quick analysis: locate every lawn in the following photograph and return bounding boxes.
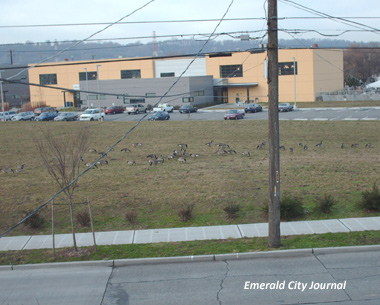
[0,120,379,237]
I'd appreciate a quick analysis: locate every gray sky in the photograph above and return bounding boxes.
[1,0,380,45]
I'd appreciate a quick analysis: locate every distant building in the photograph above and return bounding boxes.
[0,65,30,108]
[27,48,344,108]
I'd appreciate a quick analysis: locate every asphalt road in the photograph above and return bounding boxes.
[1,248,379,305]
[103,107,380,122]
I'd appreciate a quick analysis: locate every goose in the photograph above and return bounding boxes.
[315,141,323,148]
[178,157,186,163]
[226,150,236,154]
[178,143,188,149]
[1,167,13,173]
[303,145,308,150]
[127,160,136,165]
[365,143,372,148]
[156,156,165,163]
[289,148,294,153]
[351,143,359,148]
[121,148,131,152]
[88,148,97,153]
[86,162,97,168]
[147,154,157,159]
[341,143,345,149]
[97,160,108,165]
[205,140,213,147]
[298,142,303,147]
[242,150,251,157]
[148,158,158,166]
[190,153,201,157]
[280,145,286,150]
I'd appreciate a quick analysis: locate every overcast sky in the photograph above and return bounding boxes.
[1,0,380,46]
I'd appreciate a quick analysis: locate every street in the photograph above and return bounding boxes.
[1,247,379,305]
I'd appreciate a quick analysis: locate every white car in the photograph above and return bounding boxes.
[153,103,174,113]
[0,111,17,121]
[12,111,35,121]
[79,109,105,121]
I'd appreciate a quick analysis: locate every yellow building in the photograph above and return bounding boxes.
[28,48,344,108]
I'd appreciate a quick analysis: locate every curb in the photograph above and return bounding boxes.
[1,245,379,271]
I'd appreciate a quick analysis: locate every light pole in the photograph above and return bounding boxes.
[83,68,89,106]
[96,65,102,108]
[0,70,5,122]
[293,57,297,109]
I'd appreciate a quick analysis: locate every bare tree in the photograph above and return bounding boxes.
[34,126,90,251]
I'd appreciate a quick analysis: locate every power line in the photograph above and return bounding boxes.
[1,16,379,29]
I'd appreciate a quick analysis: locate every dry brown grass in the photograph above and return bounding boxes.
[1,120,380,236]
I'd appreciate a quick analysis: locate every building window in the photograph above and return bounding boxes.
[121,70,141,79]
[79,71,97,81]
[39,74,57,85]
[182,97,194,103]
[220,65,243,78]
[193,91,204,96]
[279,62,297,76]
[130,98,145,104]
[160,72,175,77]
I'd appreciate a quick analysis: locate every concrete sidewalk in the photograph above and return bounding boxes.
[1,216,380,251]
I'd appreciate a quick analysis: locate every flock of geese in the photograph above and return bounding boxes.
[1,139,374,174]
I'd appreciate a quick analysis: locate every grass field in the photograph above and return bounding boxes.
[1,119,380,237]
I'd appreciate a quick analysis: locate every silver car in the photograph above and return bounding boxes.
[12,111,35,121]
[54,112,78,121]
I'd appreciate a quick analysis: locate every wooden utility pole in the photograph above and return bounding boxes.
[267,0,281,248]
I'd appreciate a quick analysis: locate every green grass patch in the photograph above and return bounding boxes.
[1,231,380,266]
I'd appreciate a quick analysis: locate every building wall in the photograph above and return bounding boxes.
[0,66,30,108]
[28,58,155,108]
[154,57,206,78]
[79,76,214,108]
[27,49,344,108]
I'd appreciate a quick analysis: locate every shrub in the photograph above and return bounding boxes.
[23,211,45,229]
[223,203,241,219]
[358,183,380,212]
[178,203,195,222]
[280,195,305,220]
[314,194,336,214]
[76,210,91,227]
[125,210,138,225]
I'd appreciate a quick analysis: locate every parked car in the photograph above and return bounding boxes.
[0,111,17,121]
[104,106,124,115]
[148,111,170,121]
[179,105,197,113]
[35,111,58,121]
[125,104,147,114]
[223,109,244,120]
[244,103,262,113]
[12,111,35,121]
[79,108,105,121]
[54,112,78,121]
[153,103,174,113]
[278,103,293,112]
[34,107,55,114]
[237,109,246,116]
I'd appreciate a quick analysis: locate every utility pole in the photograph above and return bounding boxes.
[267,0,281,248]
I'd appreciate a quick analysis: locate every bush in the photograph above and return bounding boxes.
[314,194,336,214]
[23,211,45,229]
[76,210,91,227]
[178,203,195,222]
[125,210,138,225]
[280,195,305,220]
[223,203,241,219]
[358,183,380,212]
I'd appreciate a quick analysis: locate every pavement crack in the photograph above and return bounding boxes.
[313,253,353,301]
[216,260,230,305]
